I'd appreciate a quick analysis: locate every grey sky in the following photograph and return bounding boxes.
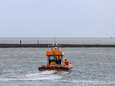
[0,0,115,37]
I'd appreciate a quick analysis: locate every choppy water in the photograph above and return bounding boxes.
[0,48,115,86]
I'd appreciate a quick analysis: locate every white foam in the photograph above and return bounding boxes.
[0,76,61,81]
[0,71,62,81]
[25,72,61,81]
[25,73,40,77]
[39,70,57,75]
[0,78,115,85]
[26,71,56,77]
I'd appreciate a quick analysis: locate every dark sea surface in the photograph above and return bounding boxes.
[0,48,115,86]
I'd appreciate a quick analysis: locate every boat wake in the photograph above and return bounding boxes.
[0,78,115,86]
[0,71,62,81]
[0,71,115,85]
[25,70,62,80]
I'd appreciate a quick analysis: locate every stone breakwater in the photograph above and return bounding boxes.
[0,43,115,48]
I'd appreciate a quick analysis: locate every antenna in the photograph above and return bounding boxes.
[52,37,60,48]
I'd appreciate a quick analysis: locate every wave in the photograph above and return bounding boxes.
[0,70,62,81]
[0,78,115,85]
[57,80,115,85]
[0,70,115,85]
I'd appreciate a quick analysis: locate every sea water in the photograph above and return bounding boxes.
[0,48,115,86]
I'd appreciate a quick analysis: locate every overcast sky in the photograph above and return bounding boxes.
[0,0,115,37]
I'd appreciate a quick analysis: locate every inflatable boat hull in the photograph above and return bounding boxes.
[38,66,72,71]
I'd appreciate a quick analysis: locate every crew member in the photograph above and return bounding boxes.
[63,58,70,67]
